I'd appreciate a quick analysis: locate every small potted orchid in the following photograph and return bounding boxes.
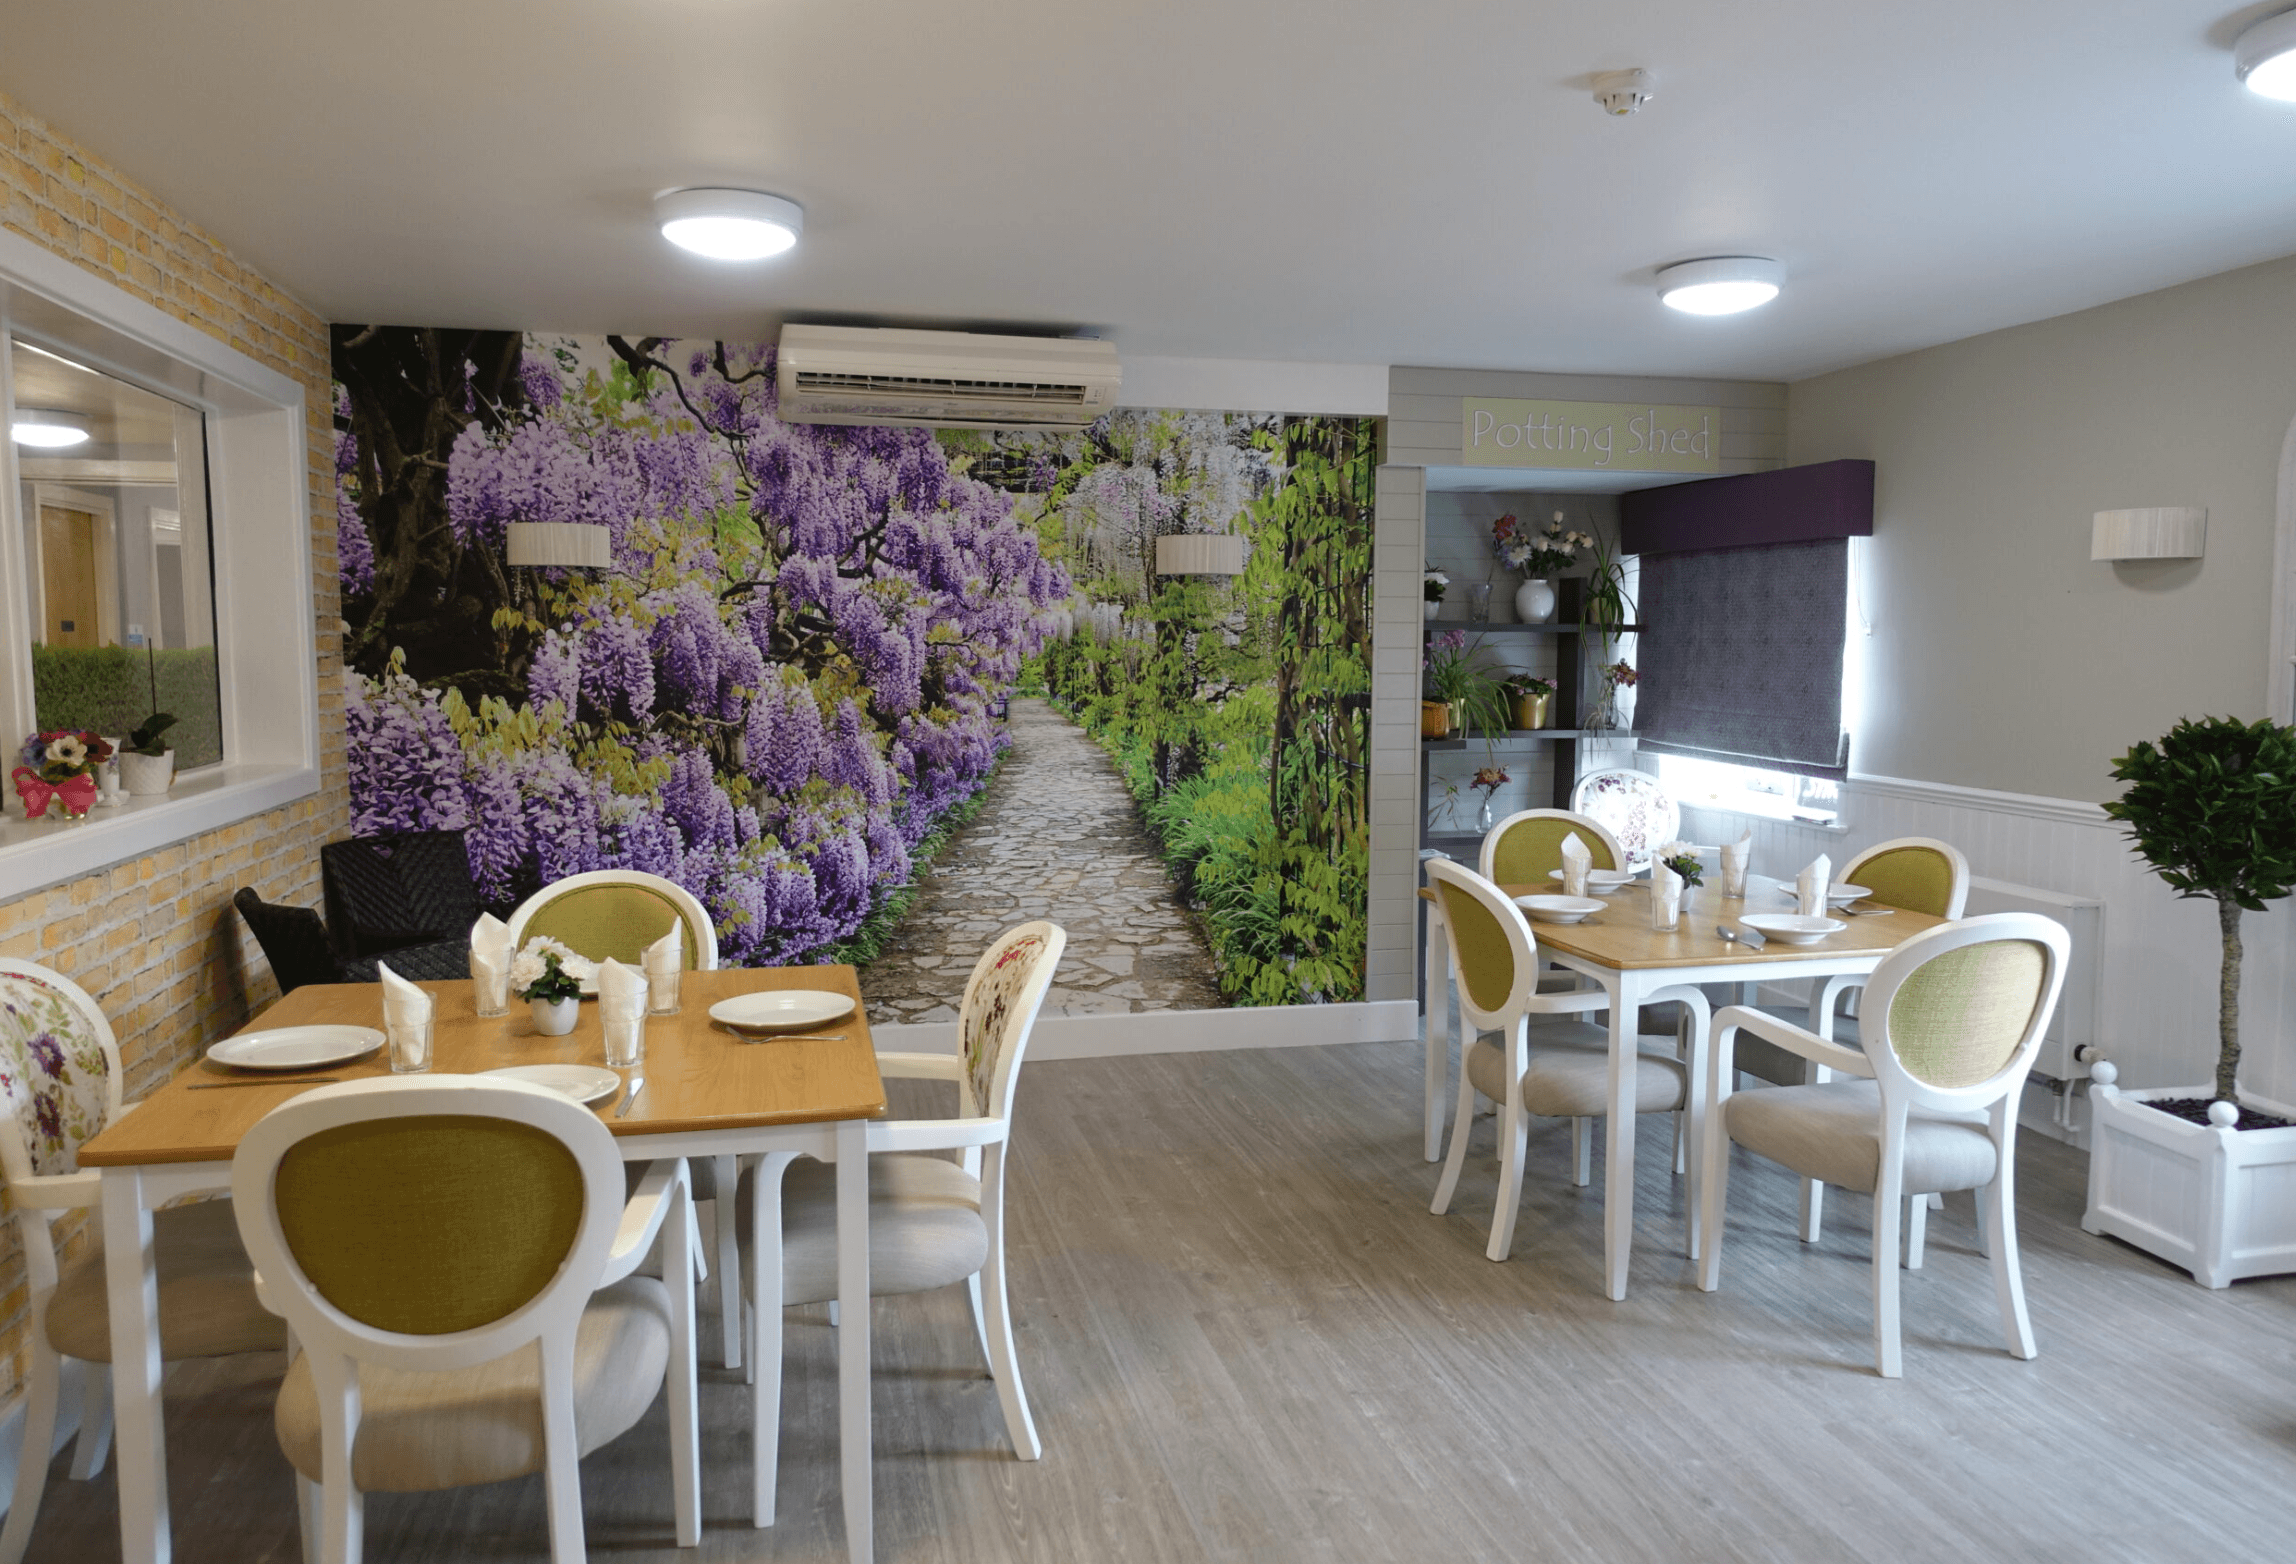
[512,936,594,1036]
[1493,511,1592,624]
[12,730,113,822]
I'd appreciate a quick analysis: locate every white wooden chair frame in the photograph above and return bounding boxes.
[1696,912,2068,1378]
[231,1075,699,1564]
[1425,860,1699,1263]
[0,960,131,1564]
[742,922,1065,1529]
[1415,813,1624,1164]
[505,868,745,1368]
[1796,836,1973,1251]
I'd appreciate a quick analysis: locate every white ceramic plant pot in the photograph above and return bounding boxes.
[2083,1069,2296,1288]
[118,749,175,796]
[1424,598,1441,620]
[1514,578,1556,624]
[531,996,579,1037]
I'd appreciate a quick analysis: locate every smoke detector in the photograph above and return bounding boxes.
[1591,69,1653,115]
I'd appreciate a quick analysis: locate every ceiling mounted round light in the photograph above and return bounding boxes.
[2236,9,2296,101]
[10,411,89,448]
[654,188,804,261]
[1656,256,1784,316]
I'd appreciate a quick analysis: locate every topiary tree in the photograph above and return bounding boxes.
[2104,716,2296,1102]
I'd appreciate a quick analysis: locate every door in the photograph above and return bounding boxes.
[39,504,103,647]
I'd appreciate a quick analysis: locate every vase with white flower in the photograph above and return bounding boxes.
[1423,566,1450,621]
[12,730,112,822]
[513,937,592,1036]
[1492,511,1590,624]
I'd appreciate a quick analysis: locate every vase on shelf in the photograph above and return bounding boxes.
[1466,583,1492,622]
[1420,700,1451,739]
[1476,796,1496,833]
[1424,598,1441,621]
[1586,692,1617,732]
[1514,578,1556,624]
[1447,698,1467,735]
[1512,691,1552,730]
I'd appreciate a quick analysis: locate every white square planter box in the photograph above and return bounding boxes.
[2083,1081,2296,1288]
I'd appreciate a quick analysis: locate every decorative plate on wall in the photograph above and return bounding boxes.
[1569,769,1679,871]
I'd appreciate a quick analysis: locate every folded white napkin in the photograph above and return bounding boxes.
[596,956,647,1021]
[470,912,511,981]
[378,961,432,1028]
[1721,830,1751,881]
[1560,832,1592,897]
[1797,853,1832,918]
[1652,860,1683,926]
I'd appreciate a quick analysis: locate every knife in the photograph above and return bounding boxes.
[615,1074,645,1118]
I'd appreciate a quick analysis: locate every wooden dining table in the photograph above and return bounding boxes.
[79,964,890,1564]
[1424,873,1950,1300]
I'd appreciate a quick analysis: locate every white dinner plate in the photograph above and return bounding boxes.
[1548,869,1636,893]
[709,990,857,1035]
[1516,894,1606,925]
[206,1025,385,1072]
[1778,882,1871,908]
[1741,913,1849,946]
[482,1064,622,1105]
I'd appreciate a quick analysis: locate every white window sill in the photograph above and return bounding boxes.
[1669,795,1848,834]
[0,763,319,902]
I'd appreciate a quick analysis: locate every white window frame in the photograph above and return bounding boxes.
[0,225,317,898]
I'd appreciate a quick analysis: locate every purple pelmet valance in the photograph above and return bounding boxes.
[1620,458,1874,555]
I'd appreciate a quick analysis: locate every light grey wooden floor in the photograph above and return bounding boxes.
[22,1040,2296,1563]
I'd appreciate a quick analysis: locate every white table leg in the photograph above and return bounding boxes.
[101,1168,169,1564]
[835,1118,872,1564]
[666,1168,700,1547]
[1423,904,1449,1162]
[1603,973,1637,1302]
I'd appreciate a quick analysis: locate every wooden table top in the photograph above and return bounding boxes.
[1496,876,1948,970]
[80,966,887,1167]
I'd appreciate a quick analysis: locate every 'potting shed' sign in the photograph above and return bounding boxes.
[1461,398,1721,473]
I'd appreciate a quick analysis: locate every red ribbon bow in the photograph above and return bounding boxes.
[12,768,97,819]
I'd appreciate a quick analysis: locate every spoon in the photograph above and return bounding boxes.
[1718,924,1766,950]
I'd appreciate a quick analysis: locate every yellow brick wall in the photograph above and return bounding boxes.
[0,88,345,1401]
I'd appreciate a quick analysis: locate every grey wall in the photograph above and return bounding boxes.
[1788,252,2296,802]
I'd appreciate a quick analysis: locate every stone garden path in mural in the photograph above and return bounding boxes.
[860,698,1228,1022]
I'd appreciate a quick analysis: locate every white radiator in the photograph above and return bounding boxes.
[1962,875,2102,1082]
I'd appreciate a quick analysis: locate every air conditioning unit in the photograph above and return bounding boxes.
[776,325,1120,430]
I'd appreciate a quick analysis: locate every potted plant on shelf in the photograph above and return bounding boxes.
[1493,511,1589,625]
[1424,566,1450,621]
[2084,714,2296,1287]
[1423,631,1509,741]
[11,730,111,822]
[1502,675,1556,731]
[118,645,178,796]
[1469,765,1510,832]
[1588,659,1637,732]
[1579,529,1636,651]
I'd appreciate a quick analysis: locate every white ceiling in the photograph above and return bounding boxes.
[5,1,2295,383]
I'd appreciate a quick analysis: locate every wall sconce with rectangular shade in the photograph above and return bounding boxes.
[2092,507,2205,561]
[506,521,613,568]
[1154,533,1247,576]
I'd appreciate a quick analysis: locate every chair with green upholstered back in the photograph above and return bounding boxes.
[231,1075,698,1564]
[1477,808,1623,886]
[1697,912,2069,1378]
[506,869,718,970]
[0,959,286,1564]
[1424,861,1698,1265]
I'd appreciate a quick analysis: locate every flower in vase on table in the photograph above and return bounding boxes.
[1657,840,1705,887]
[513,936,594,1002]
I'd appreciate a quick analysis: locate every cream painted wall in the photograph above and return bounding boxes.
[1789,252,2296,802]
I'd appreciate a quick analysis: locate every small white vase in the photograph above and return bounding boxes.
[119,749,175,796]
[531,996,579,1036]
[1514,578,1556,624]
[1424,598,1441,620]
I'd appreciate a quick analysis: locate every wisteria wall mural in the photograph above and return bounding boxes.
[333,326,1373,1012]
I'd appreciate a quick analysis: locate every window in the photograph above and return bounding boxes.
[13,339,224,770]
[0,224,318,895]
[1651,752,1841,825]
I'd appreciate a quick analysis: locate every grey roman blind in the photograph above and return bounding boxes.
[1632,536,1849,777]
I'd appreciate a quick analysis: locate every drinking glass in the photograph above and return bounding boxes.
[387,1016,433,1074]
[1720,858,1749,900]
[473,965,510,1018]
[648,965,682,1017]
[603,1012,645,1069]
[1648,888,1681,933]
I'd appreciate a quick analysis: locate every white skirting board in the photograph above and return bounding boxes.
[0,1358,89,1518]
[874,999,1421,1060]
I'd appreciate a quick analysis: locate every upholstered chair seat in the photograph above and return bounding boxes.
[1724,1081,1994,1195]
[44,1199,285,1363]
[272,1276,670,1492]
[738,1154,988,1307]
[1464,1023,1688,1119]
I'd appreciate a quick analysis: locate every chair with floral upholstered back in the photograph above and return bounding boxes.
[734,922,1065,1527]
[0,960,284,1564]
